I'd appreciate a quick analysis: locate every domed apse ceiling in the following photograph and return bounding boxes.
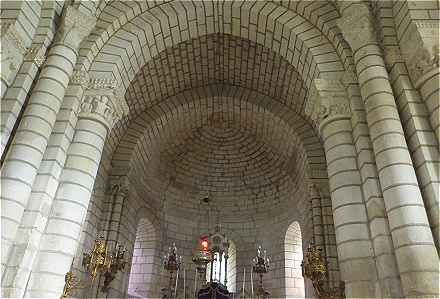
[109,34,326,216]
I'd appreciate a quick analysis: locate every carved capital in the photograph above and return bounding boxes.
[383,46,404,70]
[305,79,351,129]
[400,21,439,84]
[110,176,130,197]
[341,70,357,86]
[308,183,321,198]
[80,77,129,130]
[25,46,46,67]
[54,6,96,50]
[70,70,90,88]
[0,22,27,85]
[337,3,377,51]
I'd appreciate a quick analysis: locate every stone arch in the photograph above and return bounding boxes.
[128,217,162,298]
[284,221,305,299]
[78,0,346,91]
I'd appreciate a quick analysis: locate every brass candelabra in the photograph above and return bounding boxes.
[301,244,344,298]
[161,243,182,299]
[60,269,77,299]
[102,243,127,292]
[252,245,270,299]
[82,237,128,293]
[82,236,111,282]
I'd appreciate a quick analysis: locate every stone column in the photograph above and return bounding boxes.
[24,79,128,298]
[97,176,130,298]
[1,45,46,158]
[343,71,403,298]
[337,3,439,297]
[399,20,439,142]
[383,47,440,252]
[0,6,95,272]
[306,79,377,298]
[0,71,90,298]
[0,22,27,99]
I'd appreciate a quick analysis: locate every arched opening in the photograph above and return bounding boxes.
[284,221,305,298]
[128,218,160,298]
[206,239,237,292]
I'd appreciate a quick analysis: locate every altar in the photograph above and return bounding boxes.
[197,282,232,299]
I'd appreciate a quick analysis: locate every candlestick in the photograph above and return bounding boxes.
[183,268,186,299]
[242,267,246,297]
[174,267,179,299]
[194,268,198,296]
[250,266,254,298]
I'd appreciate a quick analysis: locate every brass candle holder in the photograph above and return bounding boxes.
[82,236,111,282]
[301,244,345,298]
[252,245,270,299]
[60,270,77,299]
[82,236,128,293]
[102,243,128,292]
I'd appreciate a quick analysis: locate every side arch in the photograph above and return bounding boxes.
[284,221,305,298]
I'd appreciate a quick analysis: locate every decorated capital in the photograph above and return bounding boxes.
[0,22,27,85]
[305,79,351,130]
[399,21,439,85]
[25,46,46,67]
[110,175,130,198]
[337,3,377,51]
[70,70,90,88]
[308,183,320,198]
[54,6,96,50]
[80,77,129,131]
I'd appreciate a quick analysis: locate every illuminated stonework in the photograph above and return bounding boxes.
[1,1,438,299]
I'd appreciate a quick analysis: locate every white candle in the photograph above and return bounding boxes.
[242,267,246,296]
[250,267,254,298]
[194,268,198,296]
[174,268,179,299]
[183,269,186,299]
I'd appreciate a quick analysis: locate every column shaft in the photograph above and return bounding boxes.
[1,75,87,298]
[1,44,78,269]
[344,73,403,297]
[24,76,126,297]
[321,117,377,298]
[338,5,439,296]
[355,44,439,296]
[386,56,439,252]
[1,45,46,158]
[0,7,95,272]
[25,118,108,297]
[417,70,440,144]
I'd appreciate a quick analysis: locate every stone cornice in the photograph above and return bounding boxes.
[54,6,96,50]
